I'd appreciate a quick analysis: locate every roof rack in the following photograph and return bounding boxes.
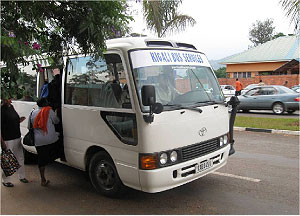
[176,42,197,50]
[146,41,173,47]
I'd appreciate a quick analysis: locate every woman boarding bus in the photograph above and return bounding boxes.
[14,37,238,197]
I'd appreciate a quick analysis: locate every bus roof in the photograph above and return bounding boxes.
[106,37,199,52]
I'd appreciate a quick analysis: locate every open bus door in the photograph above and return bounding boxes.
[41,67,66,161]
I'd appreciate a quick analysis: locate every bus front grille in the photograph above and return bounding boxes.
[181,138,219,161]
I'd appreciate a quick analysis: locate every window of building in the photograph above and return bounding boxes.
[65,55,131,109]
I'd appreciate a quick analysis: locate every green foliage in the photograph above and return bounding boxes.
[280,0,299,33]
[142,0,196,37]
[273,32,286,39]
[214,67,227,78]
[249,19,275,46]
[235,116,299,131]
[1,1,132,99]
[1,67,37,100]
[130,33,148,37]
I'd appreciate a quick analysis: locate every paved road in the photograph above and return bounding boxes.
[236,110,300,119]
[1,131,299,214]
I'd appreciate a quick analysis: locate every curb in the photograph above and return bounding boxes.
[234,126,300,136]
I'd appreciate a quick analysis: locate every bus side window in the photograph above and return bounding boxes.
[65,55,131,109]
[101,112,137,145]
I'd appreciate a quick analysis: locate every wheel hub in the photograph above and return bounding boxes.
[95,162,115,190]
[273,104,283,114]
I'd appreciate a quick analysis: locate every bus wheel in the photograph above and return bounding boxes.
[89,151,123,197]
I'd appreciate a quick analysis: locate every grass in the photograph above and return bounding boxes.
[234,116,300,131]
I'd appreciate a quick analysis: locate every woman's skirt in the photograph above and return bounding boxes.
[35,142,60,167]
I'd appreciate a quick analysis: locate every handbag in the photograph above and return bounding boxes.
[1,149,21,177]
[23,110,35,146]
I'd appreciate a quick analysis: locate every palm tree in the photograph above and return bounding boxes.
[142,0,196,38]
[279,0,299,33]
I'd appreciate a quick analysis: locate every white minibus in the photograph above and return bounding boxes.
[13,37,238,197]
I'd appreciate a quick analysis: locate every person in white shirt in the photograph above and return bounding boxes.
[155,74,180,105]
[258,80,265,86]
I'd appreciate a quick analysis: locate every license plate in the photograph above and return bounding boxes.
[195,159,213,173]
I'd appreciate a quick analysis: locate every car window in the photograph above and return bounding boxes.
[246,87,260,96]
[260,87,277,95]
[278,86,297,94]
[226,86,234,90]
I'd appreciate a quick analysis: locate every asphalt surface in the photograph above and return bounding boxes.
[1,131,299,215]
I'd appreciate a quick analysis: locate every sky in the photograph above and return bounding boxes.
[128,0,295,61]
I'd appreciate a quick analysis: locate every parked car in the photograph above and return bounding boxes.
[291,85,300,93]
[220,85,235,97]
[237,85,300,114]
[241,84,259,95]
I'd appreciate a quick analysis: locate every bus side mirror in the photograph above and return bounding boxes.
[141,85,163,123]
[142,85,156,106]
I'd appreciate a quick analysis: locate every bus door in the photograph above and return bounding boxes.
[40,67,65,159]
[62,53,139,187]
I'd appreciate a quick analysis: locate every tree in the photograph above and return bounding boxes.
[273,32,286,39]
[130,32,148,37]
[1,1,132,99]
[214,67,227,78]
[280,0,299,33]
[249,19,275,47]
[142,0,196,37]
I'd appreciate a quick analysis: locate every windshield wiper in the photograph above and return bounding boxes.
[194,101,227,106]
[164,104,202,113]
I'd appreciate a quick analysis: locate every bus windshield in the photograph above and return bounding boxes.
[130,50,224,111]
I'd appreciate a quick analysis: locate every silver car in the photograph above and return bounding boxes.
[220,85,235,97]
[237,85,300,114]
[241,84,259,95]
[291,85,300,93]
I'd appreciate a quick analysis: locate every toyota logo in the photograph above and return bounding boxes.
[198,127,207,136]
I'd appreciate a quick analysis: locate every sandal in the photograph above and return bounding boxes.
[41,180,50,187]
[19,178,29,183]
[2,182,14,187]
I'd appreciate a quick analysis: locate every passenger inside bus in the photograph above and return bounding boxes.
[155,73,180,105]
[41,68,65,161]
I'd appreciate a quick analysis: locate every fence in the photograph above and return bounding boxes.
[218,74,299,88]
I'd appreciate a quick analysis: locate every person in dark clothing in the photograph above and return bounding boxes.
[47,68,65,161]
[1,95,29,187]
[47,69,61,111]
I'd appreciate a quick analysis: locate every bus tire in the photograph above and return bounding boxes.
[23,148,38,164]
[88,151,123,197]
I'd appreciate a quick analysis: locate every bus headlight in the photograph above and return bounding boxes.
[159,153,168,165]
[170,151,178,162]
[220,136,224,147]
[224,134,228,145]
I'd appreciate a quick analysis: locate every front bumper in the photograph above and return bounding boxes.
[139,144,230,193]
